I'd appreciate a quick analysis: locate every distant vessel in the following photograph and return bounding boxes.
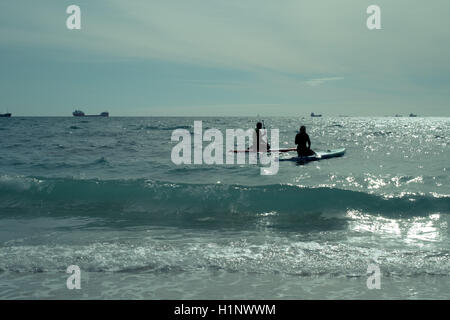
[409,113,417,117]
[394,114,402,117]
[0,113,12,117]
[311,112,322,117]
[73,110,109,117]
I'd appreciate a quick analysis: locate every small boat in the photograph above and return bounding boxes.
[311,112,322,117]
[409,113,417,117]
[73,110,109,117]
[0,113,12,117]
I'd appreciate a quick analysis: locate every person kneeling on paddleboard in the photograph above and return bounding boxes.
[295,126,315,157]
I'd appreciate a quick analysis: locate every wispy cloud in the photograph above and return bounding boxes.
[3,1,450,76]
[180,80,254,89]
[1,1,449,115]
[304,77,344,87]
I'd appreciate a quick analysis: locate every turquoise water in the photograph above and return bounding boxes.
[0,116,449,299]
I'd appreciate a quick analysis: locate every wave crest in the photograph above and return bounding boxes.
[0,176,448,221]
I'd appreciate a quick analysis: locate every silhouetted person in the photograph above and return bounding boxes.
[295,126,314,157]
[251,122,270,152]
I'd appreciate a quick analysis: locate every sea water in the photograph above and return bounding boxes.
[0,116,449,299]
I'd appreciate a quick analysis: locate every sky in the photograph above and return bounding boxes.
[0,0,449,116]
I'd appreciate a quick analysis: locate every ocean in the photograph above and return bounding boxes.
[0,116,449,299]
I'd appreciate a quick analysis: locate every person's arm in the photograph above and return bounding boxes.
[307,135,311,149]
[295,134,299,145]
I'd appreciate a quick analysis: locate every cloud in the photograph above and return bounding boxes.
[1,0,449,115]
[2,0,450,78]
[304,77,344,87]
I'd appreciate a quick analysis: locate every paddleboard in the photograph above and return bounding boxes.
[279,148,346,162]
[232,148,296,153]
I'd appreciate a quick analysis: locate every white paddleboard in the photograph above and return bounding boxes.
[232,148,296,153]
[280,148,346,162]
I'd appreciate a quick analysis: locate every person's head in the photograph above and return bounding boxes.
[256,122,263,129]
[300,126,306,133]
